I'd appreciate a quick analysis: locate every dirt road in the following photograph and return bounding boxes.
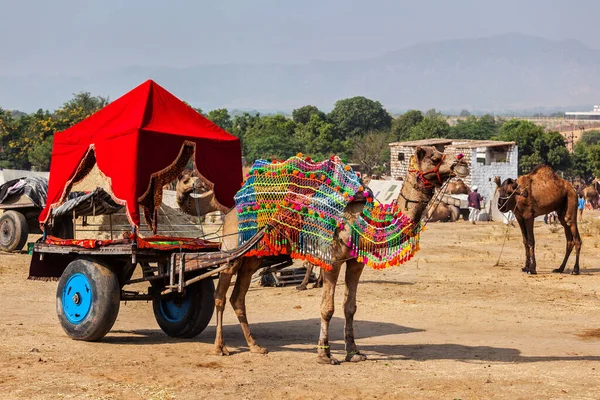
[1,213,600,399]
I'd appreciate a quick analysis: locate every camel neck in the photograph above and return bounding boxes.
[397,172,434,222]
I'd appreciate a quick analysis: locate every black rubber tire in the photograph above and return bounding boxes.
[56,258,121,341]
[152,278,215,338]
[0,210,28,252]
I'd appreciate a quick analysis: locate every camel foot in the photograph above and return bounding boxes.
[250,345,268,355]
[552,268,565,274]
[571,270,580,275]
[527,270,537,275]
[296,284,308,291]
[345,352,368,362]
[214,345,230,356]
[312,282,323,289]
[316,355,340,365]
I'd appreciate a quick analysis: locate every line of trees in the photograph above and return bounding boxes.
[1,92,598,182]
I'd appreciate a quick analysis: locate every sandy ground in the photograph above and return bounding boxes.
[2,212,600,399]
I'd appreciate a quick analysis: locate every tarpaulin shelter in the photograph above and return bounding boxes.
[39,80,242,232]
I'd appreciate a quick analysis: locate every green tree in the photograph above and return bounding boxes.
[292,105,326,125]
[571,143,593,182]
[450,114,499,140]
[350,131,393,176]
[391,110,423,141]
[578,130,600,146]
[28,136,53,171]
[408,114,451,140]
[243,115,298,162]
[496,119,570,174]
[328,96,392,139]
[54,92,109,131]
[295,114,343,160]
[206,108,233,132]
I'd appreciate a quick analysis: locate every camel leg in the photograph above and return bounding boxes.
[525,218,537,274]
[229,257,267,354]
[317,263,342,365]
[573,224,582,275]
[343,259,367,362]
[214,260,241,356]
[516,216,531,273]
[313,268,323,289]
[296,262,313,291]
[553,214,574,274]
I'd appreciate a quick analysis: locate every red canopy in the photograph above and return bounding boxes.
[39,80,242,230]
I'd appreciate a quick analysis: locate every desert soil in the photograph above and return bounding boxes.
[2,212,600,399]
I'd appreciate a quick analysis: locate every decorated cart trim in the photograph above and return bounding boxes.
[235,154,422,270]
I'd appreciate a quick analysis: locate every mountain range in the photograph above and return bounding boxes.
[2,33,599,113]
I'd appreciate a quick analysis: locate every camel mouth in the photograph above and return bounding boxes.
[189,191,213,199]
[453,164,469,178]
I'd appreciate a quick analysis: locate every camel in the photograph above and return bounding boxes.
[494,165,582,275]
[175,170,223,220]
[426,201,460,222]
[446,178,469,194]
[295,261,323,291]
[203,146,468,364]
[582,184,599,210]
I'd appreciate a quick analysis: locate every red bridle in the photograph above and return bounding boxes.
[409,154,446,189]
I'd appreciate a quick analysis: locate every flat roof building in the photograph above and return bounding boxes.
[566,105,600,120]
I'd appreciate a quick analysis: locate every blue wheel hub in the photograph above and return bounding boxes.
[159,293,191,323]
[62,273,93,324]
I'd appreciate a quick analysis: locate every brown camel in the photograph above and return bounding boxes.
[295,261,323,291]
[582,184,599,210]
[175,170,224,217]
[446,178,469,194]
[208,147,468,364]
[426,201,459,222]
[494,165,582,275]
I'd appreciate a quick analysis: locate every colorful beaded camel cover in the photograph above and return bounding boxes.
[235,154,421,270]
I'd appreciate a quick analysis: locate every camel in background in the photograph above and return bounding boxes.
[495,165,581,275]
[210,147,468,364]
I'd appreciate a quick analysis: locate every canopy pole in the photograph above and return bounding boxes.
[72,210,77,240]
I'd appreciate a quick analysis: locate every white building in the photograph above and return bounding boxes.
[565,105,600,120]
[389,138,518,220]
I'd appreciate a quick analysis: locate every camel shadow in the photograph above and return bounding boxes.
[359,280,415,286]
[357,343,600,363]
[106,319,600,364]
[107,317,420,346]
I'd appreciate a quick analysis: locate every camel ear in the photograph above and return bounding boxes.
[415,146,426,161]
[178,173,184,181]
[494,176,502,188]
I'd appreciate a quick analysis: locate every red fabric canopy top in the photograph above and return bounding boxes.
[39,80,242,230]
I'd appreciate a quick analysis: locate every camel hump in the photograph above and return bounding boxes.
[528,164,557,178]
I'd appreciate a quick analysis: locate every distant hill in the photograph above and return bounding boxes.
[2,33,599,113]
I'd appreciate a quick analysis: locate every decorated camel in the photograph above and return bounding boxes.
[173,146,465,365]
[494,165,582,275]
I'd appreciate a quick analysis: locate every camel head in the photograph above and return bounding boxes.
[410,146,469,188]
[496,177,527,213]
[175,170,209,197]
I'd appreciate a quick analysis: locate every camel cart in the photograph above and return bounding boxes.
[29,80,253,342]
[0,177,74,252]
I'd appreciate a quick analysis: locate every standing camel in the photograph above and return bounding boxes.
[207,147,468,364]
[495,165,582,275]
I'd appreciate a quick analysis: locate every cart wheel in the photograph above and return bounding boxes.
[153,278,215,338]
[0,210,28,252]
[56,258,120,341]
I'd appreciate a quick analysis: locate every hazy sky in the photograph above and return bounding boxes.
[1,0,598,76]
